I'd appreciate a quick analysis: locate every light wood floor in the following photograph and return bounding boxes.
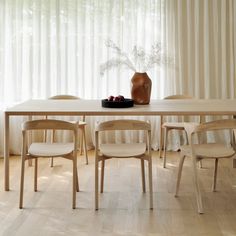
[1,151,236,236]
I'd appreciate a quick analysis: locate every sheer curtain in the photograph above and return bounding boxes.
[170,0,236,99]
[0,0,168,155]
[164,0,236,149]
[0,0,235,156]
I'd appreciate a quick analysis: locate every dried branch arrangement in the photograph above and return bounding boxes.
[100,39,172,76]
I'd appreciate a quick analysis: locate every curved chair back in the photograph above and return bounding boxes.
[95,119,151,132]
[164,94,193,100]
[22,119,78,132]
[49,95,79,100]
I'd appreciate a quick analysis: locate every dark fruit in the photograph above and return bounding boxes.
[107,95,125,102]
[113,96,120,102]
[108,95,114,101]
[117,95,125,101]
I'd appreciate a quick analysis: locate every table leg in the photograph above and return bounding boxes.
[4,113,10,191]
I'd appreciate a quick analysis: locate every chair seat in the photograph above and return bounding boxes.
[181,143,235,159]
[162,122,198,129]
[78,121,86,126]
[69,120,86,126]
[29,143,74,157]
[100,143,147,158]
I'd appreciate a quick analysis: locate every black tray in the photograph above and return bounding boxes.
[101,98,134,108]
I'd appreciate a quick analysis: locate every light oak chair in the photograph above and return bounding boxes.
[95,119,153,210]
[19,119,79,209]
[160,95,202,168]
[175,119,236,214]
[47,95,88,166]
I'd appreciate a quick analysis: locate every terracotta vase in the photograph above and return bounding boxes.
[131,72,152,105]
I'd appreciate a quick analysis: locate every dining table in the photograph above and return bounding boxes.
[4,98,236,191]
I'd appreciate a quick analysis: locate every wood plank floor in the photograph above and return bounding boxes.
[0,151,236,236]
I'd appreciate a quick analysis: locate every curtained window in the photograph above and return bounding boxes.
[0,0,235,155]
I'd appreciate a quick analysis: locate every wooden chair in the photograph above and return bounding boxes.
[19,119,79,209]
[175,119,236,214]
[47,95,88,166]
[95,119,153,210]
[160,95,202,168]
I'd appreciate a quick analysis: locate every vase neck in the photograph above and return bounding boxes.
[134,72,147,75]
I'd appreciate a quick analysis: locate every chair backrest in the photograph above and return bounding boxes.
[192,119,236,134]
[22,119,79,155]
[49,95,85,121]
[49,95,79,100]
[95,119,151,154]
[22,119,78,132]
[95,119,151,132]
[163,94,204,123]
[184,119,236,147]
[164,94,193,100]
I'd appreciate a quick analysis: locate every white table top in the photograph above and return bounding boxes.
[4,98,236,191]
[5,99,236,116]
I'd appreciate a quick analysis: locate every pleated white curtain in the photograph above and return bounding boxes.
[0,0,236,156]
[0,0,167,155]
[0,0,170,101]
[169,0,236,99]
[163,0,236,149]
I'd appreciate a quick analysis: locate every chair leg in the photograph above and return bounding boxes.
[27,118,33,167]
[141,159,146,193]
[50,158,54,167]
[175,155,186,197]
[163,128,168,168]
[148,157,153,209]
[194,133,203,169]
[34,158,38,192]
[95,155,99,210]
[82,127,88,165]
[28,159,33,167]
[100,160,105,193]
[79,130,84,155]
[19,156,26,209]
[198,161,203,168]
[212,158,219,192]
[50,130,55,167]
[192,158,203,214]
[76,168,79,192]
[72,155,77,209]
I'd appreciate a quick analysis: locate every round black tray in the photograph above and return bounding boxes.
[101,98,134,108]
